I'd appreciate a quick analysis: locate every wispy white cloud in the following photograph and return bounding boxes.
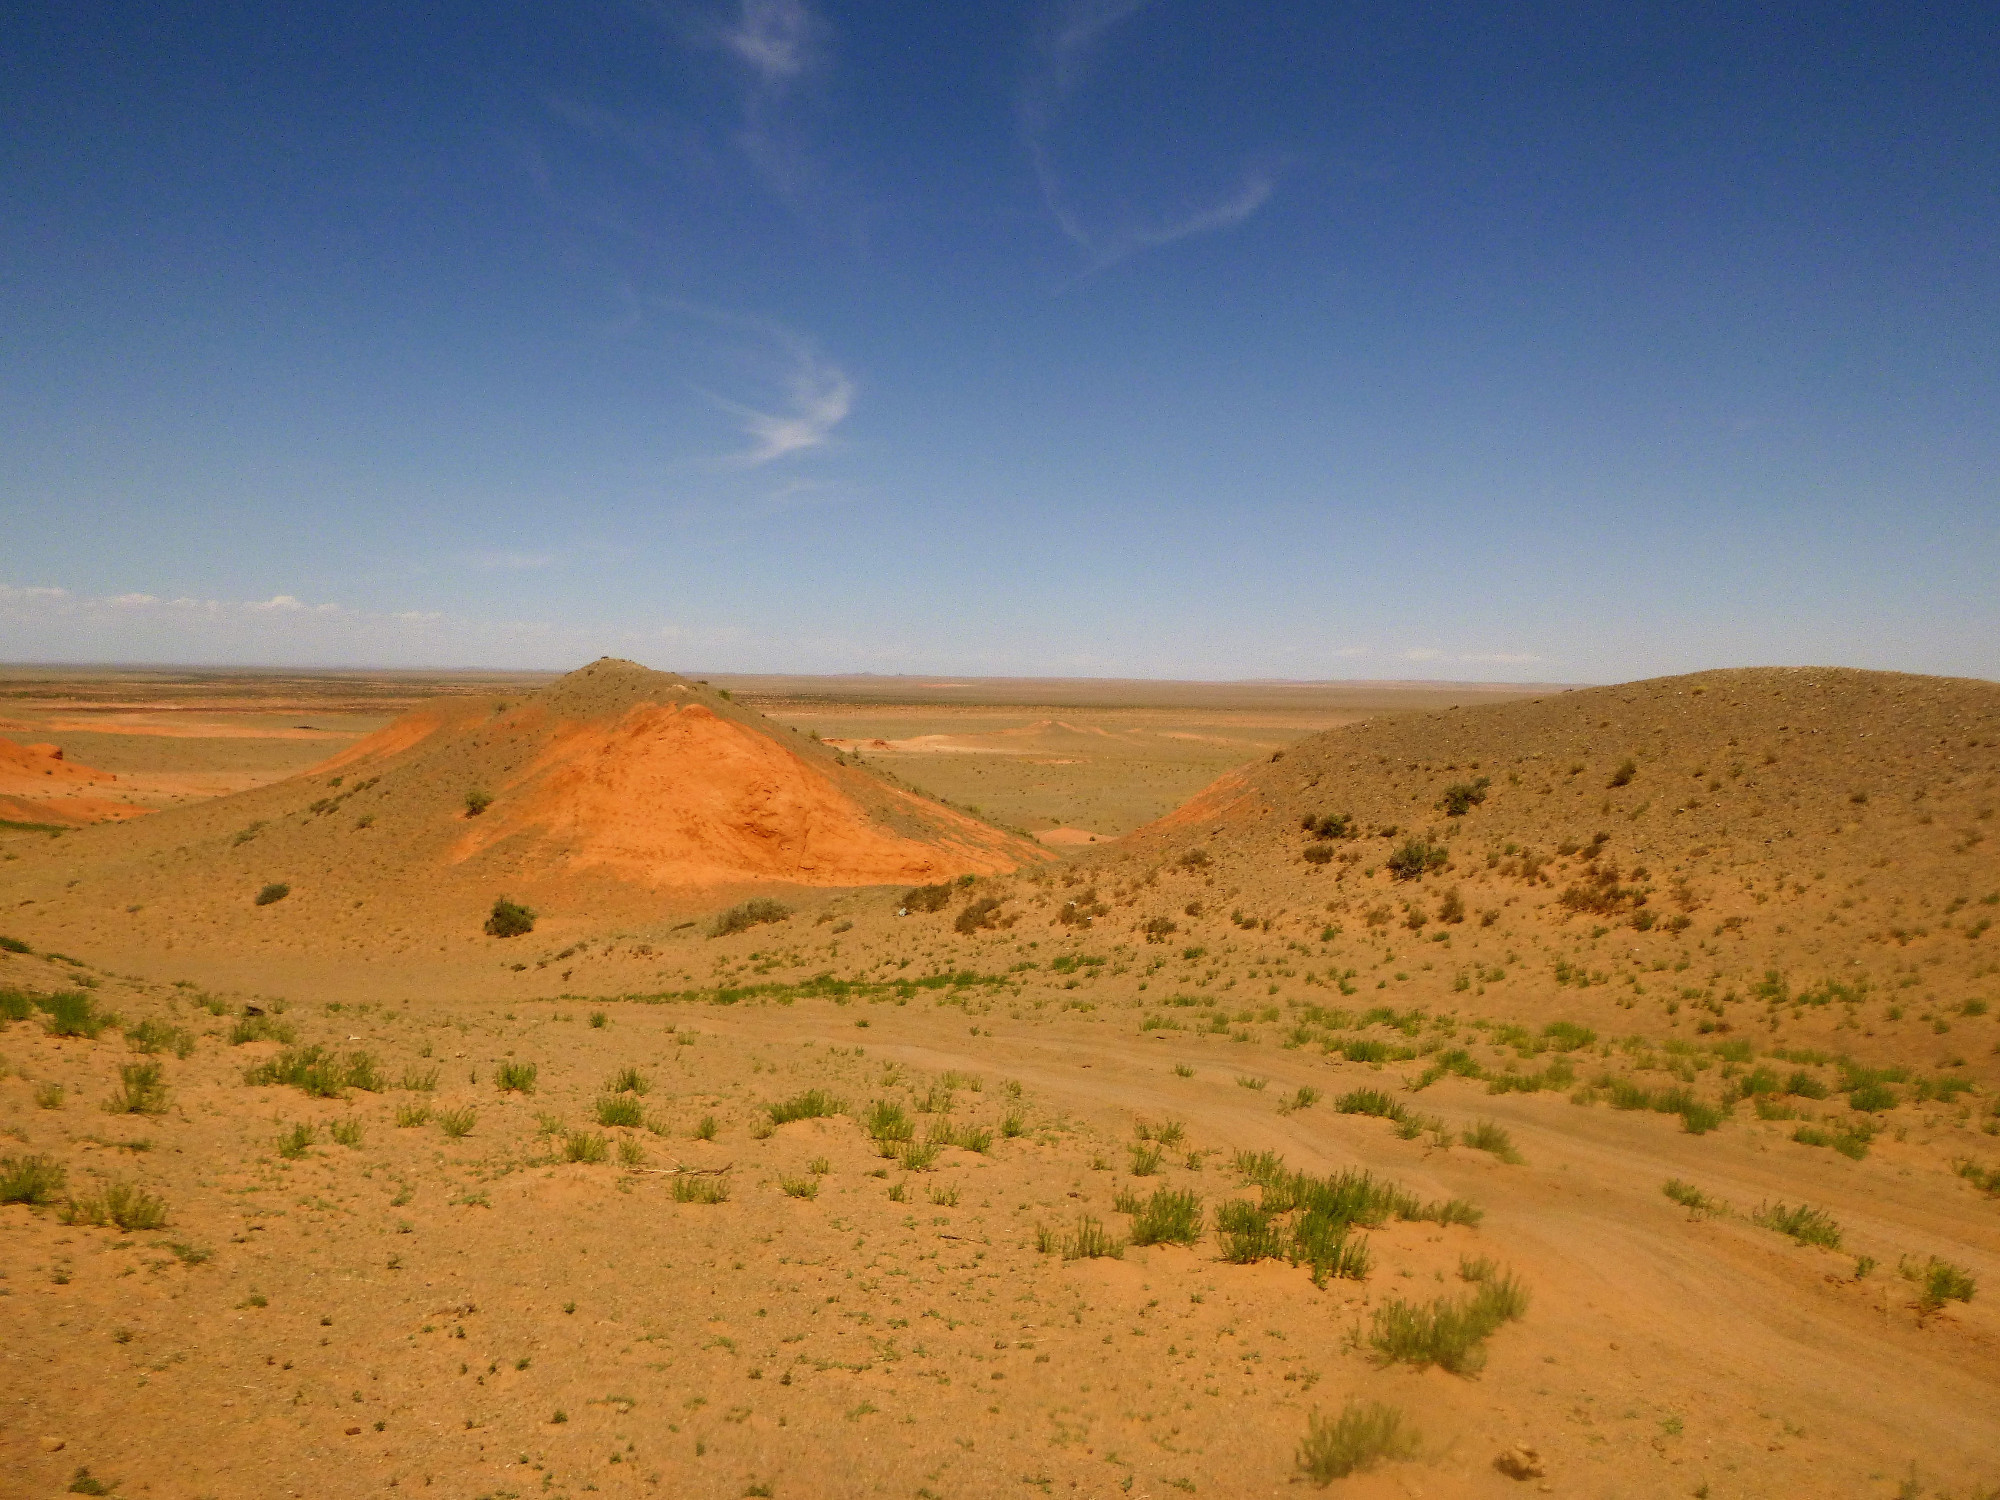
[659,300,855,467]
[1024,0,1280,271]
[721,0,816,86]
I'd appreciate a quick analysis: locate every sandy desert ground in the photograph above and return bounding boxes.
[1,661,1996,1500]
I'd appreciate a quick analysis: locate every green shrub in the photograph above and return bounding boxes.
[485,898,535,938]
[62,1181,169,1231]
[395,1102,432,1128]
[709,899,791,938]
[106,1061,169,1115]
[1752,1201,1842,1249]
[1126,1188,1203,1246]
[609,1066,649,1095]
[243,1046,377,1098]
[1336,1089,1406,1121]
[769,1089,845,1125]
[1369,1273,1529,1374]
[1060,1214,1123,1260]
[39,991,106,1038]
[254,882,291,907]
[0,1153,67,1204]
[902,883,953,913]
[125,1018,195,1058]
[400,1065,439,1092]
[1386,838,1448,882]
[1297,1401,1421,1483]
[0,935,30,954]
[1902,1255,1977,1315]
[464,789,493,817]
[563,1131,609,1164]
[779,1173,819,1200]
[1607,758,1637,788]
[1217,1199,1286,1263]
[276,1123,316,1160]
[0,986,34,1022]
[1848,1081,1899,1113]
[228,1013,295,1045]
[1460,1120,1522,1162]
[672,1173,730,1204]
[495,1060,538,1094]
[1663,1179,1723,1217]
[437,1107,477,1139]
[1437,779,1491,817]
[596,1095,645,1128]
[866,1099,914,1155]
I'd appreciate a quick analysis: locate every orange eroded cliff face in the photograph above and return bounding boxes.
[450,701,1028,886]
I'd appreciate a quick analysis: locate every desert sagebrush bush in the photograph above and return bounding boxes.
[1902,1255,1976,1315]
[673,1174,730,1204]
[563,1131,609,1164]
[866,1099,913,1154]
[610,1066,649,1095]
[901,882,953,913]
[276,1123,316,1159]
[1336,1088,1406,1120]
[596,1095,645,1128]
[330,1119,363,1147]
[1126,1188,1203,1246]
[779,1174,819,1200]
[1663,1179,1724,1217]
[0,1153,67,1204]
[62,1181,168,1231]
[1129,1142,1163,1176]
[39,991,106,1038]
[1296,1401,1421,1483]
[125,1018,195,1058]
[1370,1273,1529,1375]
[254,882,290,906]
[243,1046,378,1098]
[437,1107,477,1139]
[495,1060,537,1094]
[395,1102,431,1128]
[106,1061,169,1115]
[1460,1120,1522,1162]
[1752,1201,1842,1249]
[692,1114,719,1141]
[708,899,790,938]
[400,1065,439,1092]
[899,1140,941,1171]
[769,1089,844,1124]
[617,1137,645,1166]
[228,1013,295,1046]
[484,897,534,937]
[1387,837,1448,881]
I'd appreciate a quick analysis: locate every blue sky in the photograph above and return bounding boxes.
[3,1,1995,681]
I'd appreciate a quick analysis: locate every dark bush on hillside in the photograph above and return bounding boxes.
[485,898,536,938]
[464,789,493,817]
[955,896,1003,934]
[709,899,791,938]
[902,883,953,913]
[254,882,290,907]
[0,935,30,954]
[1437,778,1491,817]
[1302,843,1336,865]
[1607,758,1638,788]
[1386,838,1448,882]
[1301,812,1355,840]
[1438,887,1466,924]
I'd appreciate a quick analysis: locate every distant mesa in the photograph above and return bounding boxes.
[0,737,150,827]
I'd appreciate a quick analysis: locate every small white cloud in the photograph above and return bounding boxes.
[246,594,309,613]
[107,593,160,607]
[723,0,816,87]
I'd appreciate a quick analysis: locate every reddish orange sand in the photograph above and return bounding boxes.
[0,737,150,826]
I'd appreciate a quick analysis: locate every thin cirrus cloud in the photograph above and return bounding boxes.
[656,298,855,468]
[1024,0,1279,271]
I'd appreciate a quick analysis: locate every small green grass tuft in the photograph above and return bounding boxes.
[437,1106,477,1139]
[228,1013,295,1046]
[1060,1214,1124,1260]
[610,1066,650,1095]
[768,1089,845,1124]
[709,899,791,938]
[275,1122,316,1160]
[330,1119,364,1147]
[395,1102,431,1128]
[495,1060,538,1094]
[596,1095,645,1128]
[693,1114,719,1141]
[673,1174,730,1204]
[1460,1120,1522,1163]
[106,1061,170,1115]
[39,991,108,1039]
[1126,1187,1204,1246]
[1902,1255,1976,1316]
[485,897,535,938]
[562,1131,609,1164]
[778,1174,820,1200]
[1663,1179,1724,1217]
[125,1018,195,1058]
[1751,1200,1842,1249]
[1296,1400,1421,1483]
